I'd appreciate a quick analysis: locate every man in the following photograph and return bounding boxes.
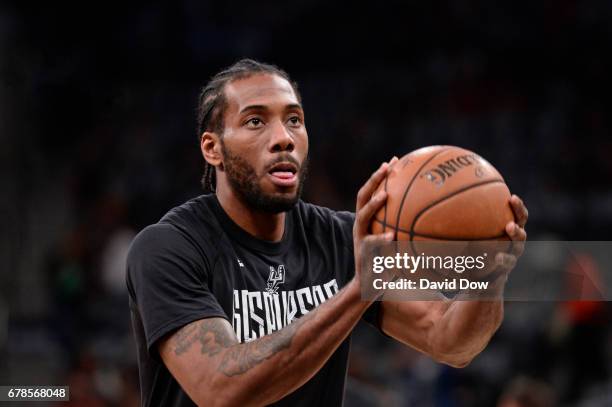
[126,59,528,406]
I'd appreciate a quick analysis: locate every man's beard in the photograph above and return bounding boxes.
[221,142,308,214]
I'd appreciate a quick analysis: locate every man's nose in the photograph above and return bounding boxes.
[268,120,295,153]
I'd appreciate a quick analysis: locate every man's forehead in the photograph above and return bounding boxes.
[224,74,299,110]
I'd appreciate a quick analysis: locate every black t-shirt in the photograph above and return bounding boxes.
[126,194,382,406]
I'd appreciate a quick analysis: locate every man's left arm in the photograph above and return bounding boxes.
[378,195,528,368]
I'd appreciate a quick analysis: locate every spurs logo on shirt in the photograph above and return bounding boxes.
[266,264,286,294]
[232,277,339,343]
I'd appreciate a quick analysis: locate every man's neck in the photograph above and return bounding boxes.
[215,184,286,242]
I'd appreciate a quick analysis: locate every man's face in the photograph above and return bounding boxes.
[218,73,309,213]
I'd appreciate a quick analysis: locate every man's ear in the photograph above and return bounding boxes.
[201,131,223,167]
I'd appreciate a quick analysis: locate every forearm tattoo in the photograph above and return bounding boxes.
[171,315,310,377]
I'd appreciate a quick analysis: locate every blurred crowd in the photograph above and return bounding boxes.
[2,0,612,405]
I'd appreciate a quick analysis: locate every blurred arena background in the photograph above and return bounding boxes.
[2,1,612,405]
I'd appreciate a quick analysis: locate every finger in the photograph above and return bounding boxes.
[506,221,526,256]
[389,156,399,165]
[510,194,528,228]
[355,190,388,237]
[506,221,527,241]
[356,162,390,211]
[363,231,394,245]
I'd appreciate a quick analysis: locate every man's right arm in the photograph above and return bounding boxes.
[157,158,397,406]
[159,160,395,406]
[158,278,368,407]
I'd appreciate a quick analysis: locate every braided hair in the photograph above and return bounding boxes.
[196,59,301,193]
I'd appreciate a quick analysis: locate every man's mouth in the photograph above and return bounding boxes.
[267,162,298,187]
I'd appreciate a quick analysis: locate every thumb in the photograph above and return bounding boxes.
[362,232,394,245]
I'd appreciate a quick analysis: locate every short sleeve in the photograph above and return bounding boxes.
[126,223,228,357]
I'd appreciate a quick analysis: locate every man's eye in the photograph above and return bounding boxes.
[288,116,302,126]
[246,118,263,128]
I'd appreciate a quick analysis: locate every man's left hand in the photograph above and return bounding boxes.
[495,194,528,277]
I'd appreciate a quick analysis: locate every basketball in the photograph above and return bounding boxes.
[371,146,515,241]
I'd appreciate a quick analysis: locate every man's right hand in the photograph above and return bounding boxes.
[353,157,398,280]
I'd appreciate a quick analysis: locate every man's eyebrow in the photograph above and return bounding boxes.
[239,103,303,114]
[285,103,303,111]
